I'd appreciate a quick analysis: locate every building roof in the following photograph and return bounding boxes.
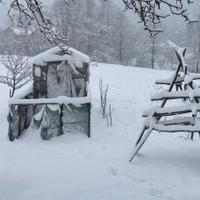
[30,45,90,68]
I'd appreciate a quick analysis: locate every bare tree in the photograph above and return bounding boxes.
[4,0,65,45]
[0,0,195,45]
[2,0,196,41]
[122,0,196,36]
[0,54,32,97]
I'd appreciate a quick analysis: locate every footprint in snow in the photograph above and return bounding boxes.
[84,152,94,160]
[148,188,164,198]
[109,167,118,176]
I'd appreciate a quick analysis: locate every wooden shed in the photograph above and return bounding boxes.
[8,46,91,141]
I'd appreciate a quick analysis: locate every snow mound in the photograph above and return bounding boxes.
[0,63,200,200]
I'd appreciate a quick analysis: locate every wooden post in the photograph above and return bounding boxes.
[17,105,21,138]
[60,104,63,128]
[88,103,91,138]
[45,65,48,98]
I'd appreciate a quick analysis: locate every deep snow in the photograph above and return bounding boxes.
[0,63,200,200]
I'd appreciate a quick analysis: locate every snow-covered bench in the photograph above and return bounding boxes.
[130,45,200,162]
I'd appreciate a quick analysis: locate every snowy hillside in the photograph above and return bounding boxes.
[0,63,200,200]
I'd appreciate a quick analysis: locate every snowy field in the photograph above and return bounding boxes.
[0,63,200,200]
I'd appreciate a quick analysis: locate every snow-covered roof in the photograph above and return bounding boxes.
[30,46,90,67]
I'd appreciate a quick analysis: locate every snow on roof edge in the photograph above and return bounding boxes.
[30,46,90,67]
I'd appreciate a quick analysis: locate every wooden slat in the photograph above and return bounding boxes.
[151,89,200,101]
[155,74,200,85]
[154,105,195,117]
[143,106,191,118]
[155,76,183,85]
[153,124,200,133]
[159,117,195,126]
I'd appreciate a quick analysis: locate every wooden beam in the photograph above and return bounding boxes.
[159,117,195,126]
[144,103,200,117]
[151,89,200,101]
[155,76,183,85]
[153,124,200,133]
[8,96,91,106]
[155,74,200,85]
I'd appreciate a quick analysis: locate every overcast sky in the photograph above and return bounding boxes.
[0,0,199,30]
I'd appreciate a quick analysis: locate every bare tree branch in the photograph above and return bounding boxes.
[0,0,196,41]
[122,0,197,36]
[0,53,32,97]
[6,0,65,45]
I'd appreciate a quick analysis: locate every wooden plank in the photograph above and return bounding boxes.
[153,124,200,133]
[155,74,200,85]
[153,108,193,117]
[155,76,184,85]
[151,89,200,101]
[143,104,196,117]
[8,96,91,106]
[159,117,195,126]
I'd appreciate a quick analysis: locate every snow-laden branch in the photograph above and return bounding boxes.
[0,54,32,97]
[6,0,65,45]
[122,0,197,36]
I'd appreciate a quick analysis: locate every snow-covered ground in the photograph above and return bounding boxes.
[0,63,200,200]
